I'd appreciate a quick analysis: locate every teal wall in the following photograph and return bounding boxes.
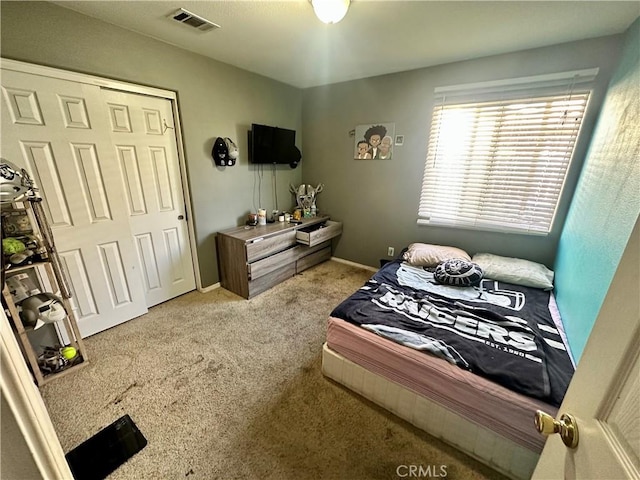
[554,17,640,362]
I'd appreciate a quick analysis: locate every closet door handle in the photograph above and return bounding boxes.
[178,215,184,220]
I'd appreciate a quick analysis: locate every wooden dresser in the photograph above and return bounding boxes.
[216,216,342,299]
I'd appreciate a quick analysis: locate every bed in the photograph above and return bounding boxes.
[322,244,575,480]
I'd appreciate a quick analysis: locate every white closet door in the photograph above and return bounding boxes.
[1,70,148,337]
[101,89,196,307]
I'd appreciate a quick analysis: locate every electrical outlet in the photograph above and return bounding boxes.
[387,247,395,257]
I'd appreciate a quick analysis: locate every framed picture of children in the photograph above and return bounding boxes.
[353,123,395,160]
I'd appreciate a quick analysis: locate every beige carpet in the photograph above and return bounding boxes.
[41,260,507,480]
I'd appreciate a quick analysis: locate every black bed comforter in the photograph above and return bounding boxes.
[330,259,575,407]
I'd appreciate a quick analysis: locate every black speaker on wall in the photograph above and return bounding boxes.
[289,146,301,169]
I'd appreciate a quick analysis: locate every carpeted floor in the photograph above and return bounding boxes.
[41,260,507,480]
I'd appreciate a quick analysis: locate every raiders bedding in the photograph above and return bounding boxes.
[330,259,574,407]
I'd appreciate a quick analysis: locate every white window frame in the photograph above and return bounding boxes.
[418,68,598,235]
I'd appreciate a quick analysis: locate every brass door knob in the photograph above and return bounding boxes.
[535,410,579,448]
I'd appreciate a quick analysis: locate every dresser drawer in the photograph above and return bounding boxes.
[248,263,295,298]
[295,221,342,247]
[249,247,297,280]
[246,230,297,263]
[296,245,331,273]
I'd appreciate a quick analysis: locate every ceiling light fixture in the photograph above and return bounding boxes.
[311,0,350,24]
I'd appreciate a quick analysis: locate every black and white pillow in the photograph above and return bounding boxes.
[434,258,484,287]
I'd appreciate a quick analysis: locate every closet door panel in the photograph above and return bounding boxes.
[1,69,148,337]
[102,89,195,307]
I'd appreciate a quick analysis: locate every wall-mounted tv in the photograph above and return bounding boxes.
[248,123,300,166]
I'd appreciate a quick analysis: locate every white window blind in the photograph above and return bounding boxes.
[418,69,597,235]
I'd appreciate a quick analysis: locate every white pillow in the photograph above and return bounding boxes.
[403,243,471,267]
[472,253,554,290]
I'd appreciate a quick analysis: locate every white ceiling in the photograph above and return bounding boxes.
[52,1,639,89]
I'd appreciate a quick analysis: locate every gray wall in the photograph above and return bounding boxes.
[0,1,303,288]
[0,1,627,282]
[301,35,623,268]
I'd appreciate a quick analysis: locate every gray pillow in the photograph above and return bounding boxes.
[434,258,484,287]
[472,253,554,290]
[402,243,471,267]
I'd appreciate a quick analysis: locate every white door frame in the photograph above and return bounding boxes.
[1,309,72,479]
[1,58,202,292]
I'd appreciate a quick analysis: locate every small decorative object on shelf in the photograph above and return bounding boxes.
[19,292,67,329]
[38,345,82,375]
[290,183,324,217]
[1,158,88,386]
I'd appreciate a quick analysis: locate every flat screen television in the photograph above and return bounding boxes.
[249,123,300,165]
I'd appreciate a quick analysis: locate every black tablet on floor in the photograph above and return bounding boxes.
[65,414,147,480]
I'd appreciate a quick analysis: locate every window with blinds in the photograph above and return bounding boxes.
[418,70,596,235]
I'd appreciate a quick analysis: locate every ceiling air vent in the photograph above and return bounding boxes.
[169,8,220,32]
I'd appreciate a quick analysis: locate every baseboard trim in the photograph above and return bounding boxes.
[198,283,220,293]
[330,257,378,272]
[202,261,375,291]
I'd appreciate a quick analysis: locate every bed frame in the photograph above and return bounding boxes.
[322,343,540,480]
